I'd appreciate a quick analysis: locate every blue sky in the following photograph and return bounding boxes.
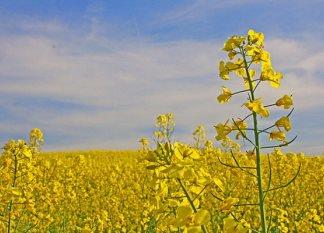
[0,0,324,153]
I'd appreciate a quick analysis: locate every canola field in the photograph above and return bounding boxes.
[0,29,323,233]
[0,129,323,232]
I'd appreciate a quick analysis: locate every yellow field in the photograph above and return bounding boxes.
[0,144,323,232]
[1,30,323,233]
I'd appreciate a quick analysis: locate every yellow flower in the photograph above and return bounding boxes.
[217,87,232,103]
[174,206,210,232]
[244,99,269,117]
[219,61,243,80]
[139,137,149,146]
[275,116,292,131]
[175,206,194,225]
[269,131,286,142]
[228,50,237,60]
[174,142,200,160]
[247,29,264,46]
[273,148,284,156]
[213,177,225,192]
[214,121,232,141]
[30,128,43,139]
[276,95,293,109]
[156,113,174,127]
[260,67,283,88]
[223,35,245,51]
[156,114,167,126]
[29,128,44,144]
[219,61,229,80]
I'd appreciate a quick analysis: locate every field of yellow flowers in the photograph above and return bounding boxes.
[0,29,323,233]
[0,128,323,232]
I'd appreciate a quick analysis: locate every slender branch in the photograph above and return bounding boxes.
[253,80,262,92]
[286,107,295,117]
[232,118,256,147]
[230,150,256,170]
[210,192,223,201]
[247,55,259,69]
[217,156,240,169]
[217,155,257,178]
[258,125,275,135]
[177,178,208,233]
[177,178,196,212]
[242,113,253,122]
[235,203,259,207]
[265,163,301,192]
[232,128,271,134]
[264,103,276,108]
[192,183,210,202]
[261,136,297,149]
[232,89,250,95]
[230,212,239,221]
[259,108,295,135]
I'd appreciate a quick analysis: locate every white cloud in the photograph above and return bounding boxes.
[0,22,324,153]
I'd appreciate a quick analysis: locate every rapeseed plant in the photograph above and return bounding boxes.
[215,29,300,233]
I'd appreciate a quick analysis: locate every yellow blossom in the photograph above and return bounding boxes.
[29,128,44,142]
[260,67,283,88]
[214,121,232,141]
[275,116,292,131]
[223,35,245,51]
[269,130,286,142]
[217,87,232,103]
[276,95,293,109]
[219,61,229,80]
[244,99,269,117]
[248,29,264,46]
[139,137,149,146]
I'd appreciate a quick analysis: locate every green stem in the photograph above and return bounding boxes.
[177,178,208,233]
[241,47,267,233]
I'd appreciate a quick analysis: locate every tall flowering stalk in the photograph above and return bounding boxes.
[141,113,213,232]
[215,29,300,233]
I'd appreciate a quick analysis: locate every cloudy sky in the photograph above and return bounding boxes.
[0,1,323,153]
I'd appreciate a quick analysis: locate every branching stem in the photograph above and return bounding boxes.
[177,178,208,233]
[241,46,267,233]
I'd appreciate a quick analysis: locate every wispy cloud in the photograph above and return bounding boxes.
[158,0,259,23]
[0,17,323,153]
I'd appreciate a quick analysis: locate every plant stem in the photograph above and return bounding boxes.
[241,47,267,233]
[177,178,208,233]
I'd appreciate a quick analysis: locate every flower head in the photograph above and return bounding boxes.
[217,87,232,104]
[275,116,292,131]
[214,121,232,141]
[269,131,286,142]
[276,95,293,109]
[223,35,245,51]
[244,99,269,117]
[248,29,265,47]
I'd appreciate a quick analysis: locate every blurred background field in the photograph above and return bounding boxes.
[1,146,323,232]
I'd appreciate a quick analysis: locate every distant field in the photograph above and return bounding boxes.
[0,148,323,232]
